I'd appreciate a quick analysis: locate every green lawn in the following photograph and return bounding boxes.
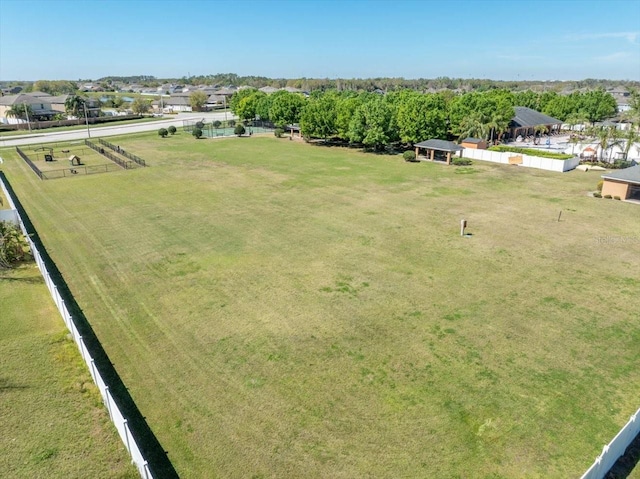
[0,264,137,479]
[2,134,639,478]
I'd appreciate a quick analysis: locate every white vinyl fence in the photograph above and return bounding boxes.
[0,173,154,479]
[581,408,640,479]
[461,148,581,172]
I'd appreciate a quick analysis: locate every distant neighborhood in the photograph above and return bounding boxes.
[0,76,637,122]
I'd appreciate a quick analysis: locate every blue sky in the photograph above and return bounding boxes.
[1,0,639,81]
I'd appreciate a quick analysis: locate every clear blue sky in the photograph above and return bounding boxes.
[1,0,639,81]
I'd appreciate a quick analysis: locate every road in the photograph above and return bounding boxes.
[0,111,237,148]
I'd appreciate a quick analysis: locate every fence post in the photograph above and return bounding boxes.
[123,419,131,453]
[104,387,113,420]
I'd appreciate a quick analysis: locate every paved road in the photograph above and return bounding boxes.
[0,111,237,148]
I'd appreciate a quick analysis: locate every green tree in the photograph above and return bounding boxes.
[394,91,448,144]
[255,94,273,121]
[623,89,640,125]
[168,125,177,135]
[268,90,307,127]
[131,98,151,114]
[455,111,488,141]
[235,91,266,121]
[0,221,29,269]
[33,80,78,95]
[158,128,168,138]
[334,92,362,140]
[192,127,203,139]
[5,103,33,121]
[189,91,208,112]
[348,95,394,150]
[578,90,617,123]
[300,92,338,139]
[212,120,221,129]
[65,95,86,117]
[622,128,640,159]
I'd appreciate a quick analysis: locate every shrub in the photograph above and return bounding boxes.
[593,192,602,198]
[488,145,573,160]
[168,125,177,135]
[596,180,603,192]
[0,220,30,269]
[275,128,284,138]
[604,195,612,199]
[234,124,246,136]
[158,128,168,138]
[228,119,236,127]
[195,121,204,129]
[612,160,633,169]
[192,128,203,139]
[452,157,473,166]
[614,196,621,200]
[403,151,416,162]
[213,120,221,128]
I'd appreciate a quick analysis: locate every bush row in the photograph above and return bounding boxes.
[488,145,573,160]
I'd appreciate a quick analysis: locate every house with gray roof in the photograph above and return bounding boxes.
[0,93,58,123]
[259,86,279,94]
[601,165,640,201]
[164,95,192,112]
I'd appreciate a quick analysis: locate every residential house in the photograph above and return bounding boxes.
[164,95,192,113]
[601,165,640,201]
[259,86,279,94]
[48,94,101,118]
[0,93,58,123]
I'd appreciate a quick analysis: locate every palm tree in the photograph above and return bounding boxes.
[65,95,86,118]
[622,128,640,160]
[456,112,488,141]
[5,103,32,121]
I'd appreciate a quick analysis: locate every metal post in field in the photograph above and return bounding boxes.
[83,102,91,138]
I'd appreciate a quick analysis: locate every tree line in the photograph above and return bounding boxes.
[229,87,627,149]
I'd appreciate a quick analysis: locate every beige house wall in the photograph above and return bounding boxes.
[601,179,630,199]
[461,140,487,149]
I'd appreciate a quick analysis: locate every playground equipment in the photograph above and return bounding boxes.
[35,146,55,161]
[69,155,82,166]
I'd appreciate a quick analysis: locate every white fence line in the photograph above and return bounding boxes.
[581,408,640,479]
[461,148,581,172]
[0,174,154,479]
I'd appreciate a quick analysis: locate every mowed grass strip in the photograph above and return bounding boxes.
[2,134,639,478]
[0,264,137,479]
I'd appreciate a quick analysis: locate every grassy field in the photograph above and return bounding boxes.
[1,133,639,478]
[0,264,138,478]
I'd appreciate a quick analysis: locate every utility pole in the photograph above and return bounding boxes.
[83,102,91,138]
[23,102,32,133]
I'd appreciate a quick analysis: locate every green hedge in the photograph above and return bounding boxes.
[488,145,573,160]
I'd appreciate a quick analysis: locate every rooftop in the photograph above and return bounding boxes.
[414,139,464,152]
[511,107,562,128]
[601,165,640,185]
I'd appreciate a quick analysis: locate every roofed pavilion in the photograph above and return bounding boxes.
[414,139,465,165]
